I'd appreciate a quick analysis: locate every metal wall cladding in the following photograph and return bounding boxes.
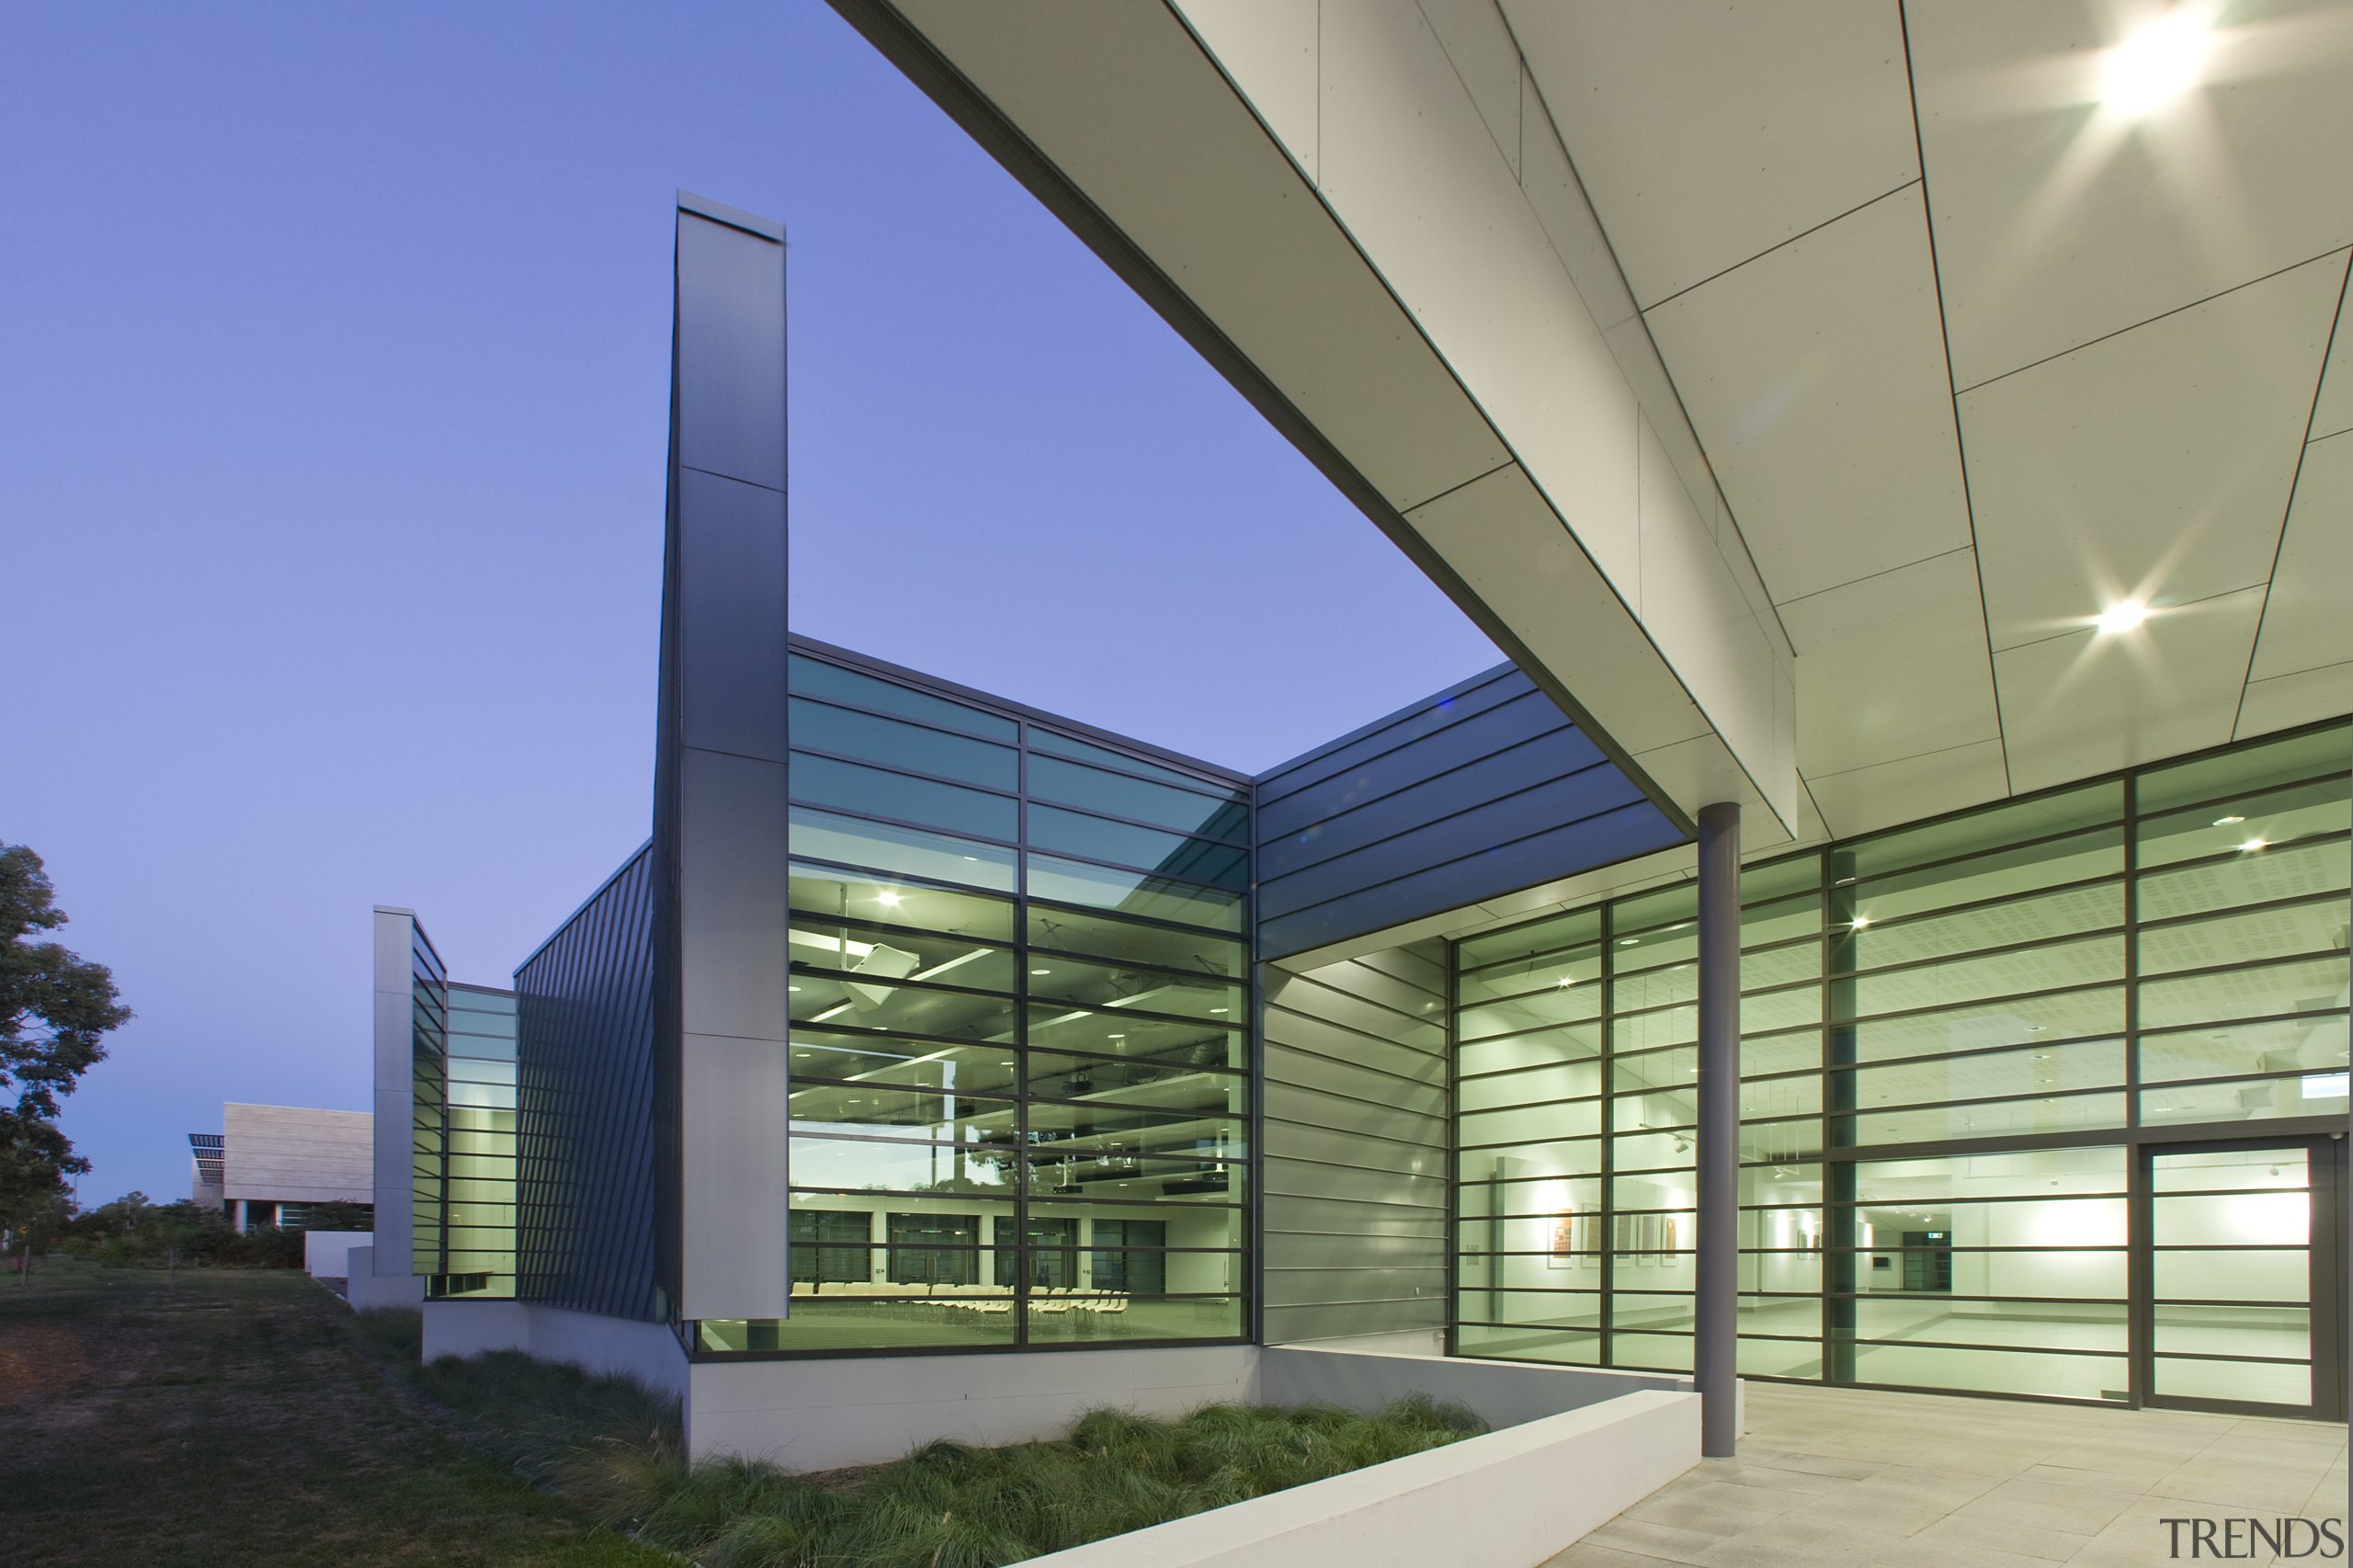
[1261,941,1451,1343]
[1253,665,1686,959]
[515,845,663,1321]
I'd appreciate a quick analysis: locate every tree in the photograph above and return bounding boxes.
[0,844,131,1235]
[300,1200,375,1233]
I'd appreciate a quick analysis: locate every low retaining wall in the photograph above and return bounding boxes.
[1260,1343,1692,1430]
[1017,1387,1699,1568]
[423,1300,689,1403]
[688,1344,1257,1469]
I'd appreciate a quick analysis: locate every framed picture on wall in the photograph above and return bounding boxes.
[1547,1209,1575,1270]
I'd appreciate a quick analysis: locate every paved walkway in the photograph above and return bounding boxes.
[1547,1382,2347,1568]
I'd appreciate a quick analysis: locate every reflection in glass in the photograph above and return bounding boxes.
[790,752,1017,842]
[790,698,1017,789]
[1027,854,1244,932]
[790,808,1017,893]
[1026,755,1247,841]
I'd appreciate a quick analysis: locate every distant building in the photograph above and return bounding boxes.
[188,1103,373,1233]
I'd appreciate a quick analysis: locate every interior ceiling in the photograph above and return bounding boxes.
[1502,0,2353,842]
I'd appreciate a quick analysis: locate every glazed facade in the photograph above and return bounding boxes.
[1450,721,2351,1419]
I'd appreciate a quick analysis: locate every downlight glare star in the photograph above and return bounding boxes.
[2095,600,2150,636]
[2102,6,2214,115]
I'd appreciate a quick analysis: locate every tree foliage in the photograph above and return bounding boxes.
[55,1192,306,1268]
[0,843,131,1227]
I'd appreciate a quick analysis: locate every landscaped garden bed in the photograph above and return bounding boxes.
[377,1312,1487,1568]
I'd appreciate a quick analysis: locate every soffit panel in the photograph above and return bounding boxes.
[1502,0,1919,309]
[1994,585,2268,793]
[1961,254,2343,652]
[2313,268,2353,441]
[1803,738,2012,844]
[1317,0,1651,581]
[2249,432,2353,682]
[1623,733,1795,857]
[1415,0,1526,179]
[1643,184,1972,604]
[2238,661,2353,741]
[1779,549,2000,779]
[1177,0,1320,179]
[899,0,1510,513]
[1404,462,1712,759]
[1907,0,2353,389]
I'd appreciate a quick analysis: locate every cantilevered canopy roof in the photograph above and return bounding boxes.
[832,0,2352,853]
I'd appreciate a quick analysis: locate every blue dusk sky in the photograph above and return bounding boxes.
[3,3,1498,1203]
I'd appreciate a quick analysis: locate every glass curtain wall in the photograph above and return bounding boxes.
[1451,722,2350,1403]
[696,649,1251,1355]
[430,985,518,1297]
[408,925,448,1275]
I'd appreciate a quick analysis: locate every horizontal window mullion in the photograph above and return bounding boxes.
[1836,1084,2124,1120]
[2131,884,2353,935]
[2131,949,2350,991]
[1830,926,2124,987]
[1024,791,1250,850]
[1837,869,2126,940]
[787,743,1019,802]
[1832,978,2119,1030]
[2134,766,2352,829]
[1847,1337,2126,1358]
[1023,948,1250,996]
[1022,845,1245,902]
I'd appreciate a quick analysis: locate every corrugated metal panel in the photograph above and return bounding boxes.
[514,844,663,1322]
[1260,942,1450,1345]
[1254,664,1686,960]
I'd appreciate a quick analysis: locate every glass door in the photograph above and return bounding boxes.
[2141,1138,2345,1420]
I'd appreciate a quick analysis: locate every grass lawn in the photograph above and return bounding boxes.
[0,1258,1485,1566]
[0,1259,675,1567]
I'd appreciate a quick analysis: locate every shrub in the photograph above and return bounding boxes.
[55,1193,307,1268]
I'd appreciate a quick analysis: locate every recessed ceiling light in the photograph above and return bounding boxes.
[2095,600,2150,636]
[2102,6,2212,116]
[1850,915,1873,930]
[875,891,901,907]
[789,985,801,993]
[2239,837,2269,853]
[2213,814,2246,826]
[1617,937,1639,948]
[1210,1006,1228,1014]
[1030,969,1051,976]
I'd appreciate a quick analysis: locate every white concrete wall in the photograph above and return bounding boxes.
[344,1246,426,1309]
[688,1345,1257,1469]
[1015,1388,1699,1568]
[223,1101,373,1206]
[304,1230,372,1279]
[1259,1344,1691,1432]
[370,907,420,1280]
[422,1300,689,1403]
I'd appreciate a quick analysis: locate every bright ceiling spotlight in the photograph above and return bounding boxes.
[2240,837,2269,853]
[874,890,901,907]
[2095,600,2150,635]
[1850,915,1873,930]
[2102,7,2213,115]
[2213,814,2246,826]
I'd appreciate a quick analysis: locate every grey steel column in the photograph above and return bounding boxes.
[1696,801,1741,1457]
